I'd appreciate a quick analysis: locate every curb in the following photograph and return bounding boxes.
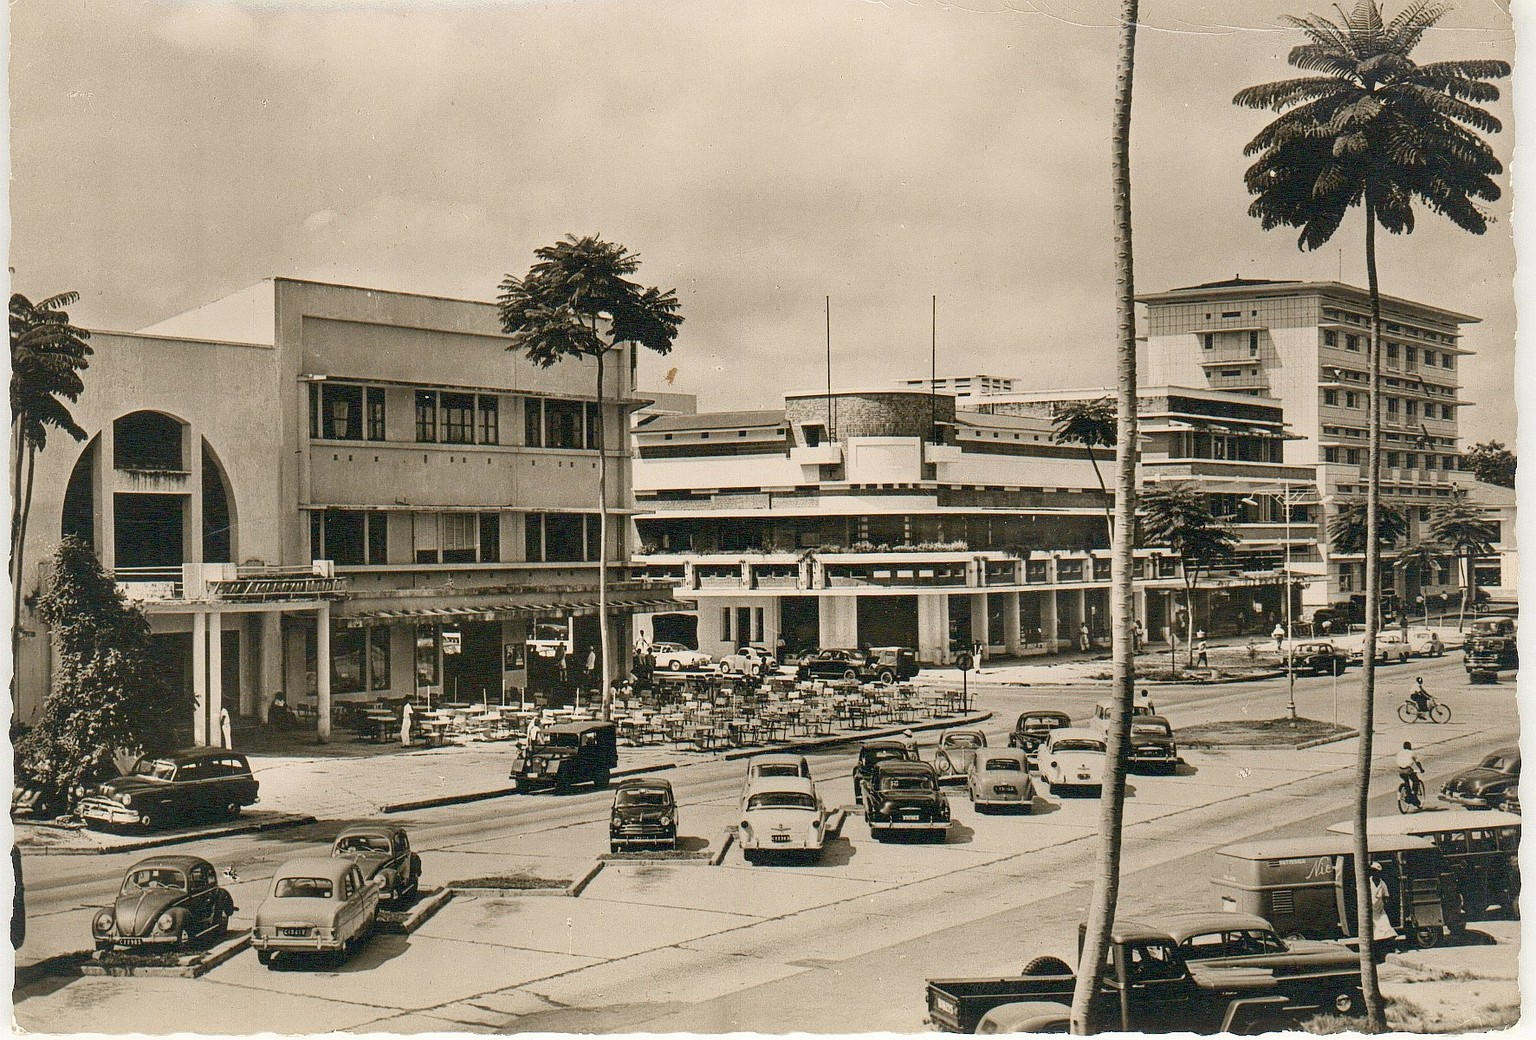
[15,952,93,987]
[448,883,573,898]
[567,859,604,897]
[79,934,250,979]
[377,888,453,932]
[1183,728,1361,752]
[710,829,735,866]
[379,761,676,814]
[16,813,318,856]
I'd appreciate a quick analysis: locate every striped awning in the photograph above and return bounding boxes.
[336,595,681,628]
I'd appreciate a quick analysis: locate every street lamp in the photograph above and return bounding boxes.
[1241,482,1314,721]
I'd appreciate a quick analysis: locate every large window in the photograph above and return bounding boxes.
[585,402,602,450]
[411,511,502,563]
[418,390,499,445]
[545,399,584,449]
[479,512,501,562]
[366,387,386,440]
[479,396,499,445]
[320,384,364,440]
[313,509,387,565]
[526,512,594,562]
[441,513,477,563]
[415,390,438,442]
[441,392,475,444]
[333,626,391,693]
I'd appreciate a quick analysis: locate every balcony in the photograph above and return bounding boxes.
[115,562,347,604]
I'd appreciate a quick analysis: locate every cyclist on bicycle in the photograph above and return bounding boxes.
[1409,676,1434,718]
[1395,740,1426,803]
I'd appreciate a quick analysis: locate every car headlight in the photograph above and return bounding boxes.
[156,912,177,933]
[93,910,114,934]
[119,793,133,807]
[740,821,752,835]
[658,813,673,827]
[612,813,623,826]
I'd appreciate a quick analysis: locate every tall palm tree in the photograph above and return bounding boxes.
[1139,483,1238,667]
[1235,2,1509,1028]
[1393,539,1443,628]
[1050,397,1117,545]
[498,236,683,720]
[10,291,93,675]
[1428,490,1497,631]
[1071,2,1139,1030]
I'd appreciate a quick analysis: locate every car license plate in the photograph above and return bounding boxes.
[771,834,791,843]
[116,937,143,946]
[278,927,311,938]
[994,785,1016,795]
[901,812,921,820]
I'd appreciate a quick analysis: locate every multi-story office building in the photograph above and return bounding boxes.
[1137,277,1480,610]
[631,386,1199,664]
[14,278,671,740]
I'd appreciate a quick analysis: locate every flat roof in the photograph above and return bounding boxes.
[1137,279,1479,326]
[636,409,786,433]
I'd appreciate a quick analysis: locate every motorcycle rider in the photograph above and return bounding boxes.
[1395,740,1426,805]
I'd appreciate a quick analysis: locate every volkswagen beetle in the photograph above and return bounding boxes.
[331,823,422,904]
[92,855,235,951]
[933,729,988,782]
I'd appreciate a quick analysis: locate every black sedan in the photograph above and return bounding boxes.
[1440,747,1520,809]
[92,855,236,950]
[797,648,870,682]
[1289,641,1350,676]
[77,748,259,830]
[1007,710,1074,763]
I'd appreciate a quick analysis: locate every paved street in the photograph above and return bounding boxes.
[14,654,1517,1033]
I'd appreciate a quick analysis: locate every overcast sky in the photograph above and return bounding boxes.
[8,0,1521,441]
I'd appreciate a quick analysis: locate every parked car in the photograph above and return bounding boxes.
[851,738,920,804]
[651,642,712,671]
[1465,616,1518,681]
[1407,630,1446,657]
[510,721,618,792]
[718,645,775,677]
[1039,728,1106,795]
[933,729,987,781]
[1128,715,1179,773]
[739,775,829,863]
[967,747,1035,813]
[1288,641,1350,676]
[78,748,259,831]
[1160,911,1363,1014]
[1092,700,1154,735]
[798,648,871,682]
[331,824,422,904]
[1336,631,1410,664]
[1007,710,1074,764]
[91,855,236,951]
[1439,747,1520,810]
[861,760,950,841]
[609,778,678,851]
[865,646,920,684]
[252,857,380,966]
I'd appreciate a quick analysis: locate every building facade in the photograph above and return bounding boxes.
[15,278,670,739]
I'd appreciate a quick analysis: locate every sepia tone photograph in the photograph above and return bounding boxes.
[7,0,1523,1034]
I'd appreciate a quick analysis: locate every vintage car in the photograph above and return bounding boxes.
[739,775,828,863]
[933,729,988,781]
[1128,715,1179,773]
[1039,728,1106,795]
[967,747,1035,812]
[1440,747,1520,809]
[252,856,380,966]
[1407,630,1446,657]
[78,748,259,830]
[852,738,920,804]
[798,648,871,682]
[718,645,775,677]
[1464,616,1518,681]
[331,824,422,904]
[1007,710,1074,763]
[609,777,678,851]
[1092,700,1155,735]
[1288,641,1350,676]
[511,721,618,792]
[1160,911,1363,1013]
[865,646,920,684]
[91,855,236,951]
[861,760,950,840]
[1335,631,1410,664]
[651,642,713,671]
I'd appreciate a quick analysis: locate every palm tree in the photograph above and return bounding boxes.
[1327,499,1408,600]
[1428,491,1497,631]
[1139,483,1238,667]
[1393,539,1443,628]
[10,291,93,677]
[1051,398,1116,546]
[1071,3,1139,1029]
[1235,3,1509,1027]
[498,236,683,720]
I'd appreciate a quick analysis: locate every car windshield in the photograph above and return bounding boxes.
[1124,942,1184,981]
[1132,721,1170,737]
[884,776,935,792]
[1025,716,1067,728]
[653,643,683,652]
[122,868,185,893]
[747,792,817,811]
[945,734,983,749]
[1480,754,1518,773]
[275,877,334,899]
[543,732,581,748]
[982,758,1022,772]
[755,764,802,778]
[866,749,907,764]
[336,835,391,854]
[131,759,177,780]
[616,789,670,807]
[1054,739,1105,753]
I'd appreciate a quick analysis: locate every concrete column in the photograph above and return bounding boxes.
[192,610,208,746]
[184,424,203,567]
[316,604,332,742]
[917,593,949,665]
[207,610,223,745]
[1003,592,1022,655]
[1073,588,1088,649]
[259,610,283,722]
[819,596,858,650]
[970,593,989,653]
[1042,591,1059,653]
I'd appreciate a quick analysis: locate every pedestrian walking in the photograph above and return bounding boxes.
[1195,637,1209,669]
[219,707,233,749]
[584,646,598,690]
[399,700,414,747]
[1133,619,1144,653]
[1320,617,1333,637]
[556,644,569,685]
[1369,864,1399,941]
[775,634,788,663]
[1136,688,1156,714]
[1078,623,1091,652]
[525,714,543,748]
[1272,622,1286,653]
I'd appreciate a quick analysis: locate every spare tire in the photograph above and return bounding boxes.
[1021,955,1073,977]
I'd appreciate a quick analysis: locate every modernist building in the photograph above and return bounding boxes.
[631,386,1193,664]
[14,278,672,740]
[1137,278,1482,612]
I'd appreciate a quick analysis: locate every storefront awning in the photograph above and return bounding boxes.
[335,594,681,628]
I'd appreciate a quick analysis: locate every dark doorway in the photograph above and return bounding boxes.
[147,633,193,745]
[442,621,502,704]
[202,447,234,563]
[114,494,184,568]
[652,612,698,648]
[62,439,97,548]
[948,594,973,652]
[857,596,917,649]
[779,597,820,655]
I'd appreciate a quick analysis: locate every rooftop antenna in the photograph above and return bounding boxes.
[930,295,938,443]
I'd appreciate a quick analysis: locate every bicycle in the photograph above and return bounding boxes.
[1397,771,1426,814]
[1396,696,1451,724]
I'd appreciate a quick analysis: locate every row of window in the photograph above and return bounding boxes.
[309,382,604,450]
[1322,329,1456,369]
[1323,446,1460,470]
[1200,330,1263,355]
[1322,308,1457,346]
[310,509,604,566]
[1322,389,1455,420]
[721,607,766,645]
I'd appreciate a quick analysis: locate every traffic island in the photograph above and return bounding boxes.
[78,931,250,979]
[448,872,582,898]
[13,811,318,855]
[1178,717,1357,751]
[377,887,453,933]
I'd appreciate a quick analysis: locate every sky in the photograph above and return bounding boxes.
[7,0,1522,442]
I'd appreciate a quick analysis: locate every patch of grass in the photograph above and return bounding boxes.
[1303,995,1521,1035]
[1179,716,1354,748]
[601,849,710,861]
[449,874,568,890]
[93,949,194,967]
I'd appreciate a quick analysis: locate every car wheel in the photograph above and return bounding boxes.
[1022,955,1073,977]
[842,668,859,682]
[1333,989,1361,1015]
[210,908,230,939]
[1414,926,1441,949]
[719,662,734,674]
[878,669,896,685]
[669,659,683,671]
[257,949,272,966]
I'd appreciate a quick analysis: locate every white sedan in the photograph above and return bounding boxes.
[650,642,713,671]
[1334,631,1410,664]
[738,776,829,864]
[1039,728,1106,796]
[718,645,776,676]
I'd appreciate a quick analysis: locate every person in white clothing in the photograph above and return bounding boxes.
[1369,863,1399,942]
[1395,741,1425,803]
[400,700,415,747]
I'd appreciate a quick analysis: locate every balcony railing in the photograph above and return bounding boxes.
[115,562,346,604]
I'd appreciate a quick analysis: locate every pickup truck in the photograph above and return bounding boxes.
[926,917,1351,1034]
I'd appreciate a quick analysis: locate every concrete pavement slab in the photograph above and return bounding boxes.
[412,890,754,959]
[519,942,810,1010]
[345,1010,503,1034]
[588,859,881,919]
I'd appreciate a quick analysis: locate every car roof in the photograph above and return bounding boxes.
[127,855,212,873]
[544,721,616,735]
[1153,911,1273,940]
[975,748,1029,766]
[1327,809,1523,836]
[615,776,672,791]
[875,760,937,776]
[862,739,911,751]
[145,747,245,763]
[1218,833,1435,859]
[750,753,808,768]
[1132,715,1172,726]
[274,857,355,882]
[744,775,817,797]
[1105,919,1177,944]
[1049,727,1104,742]
[334,823,398,841]
[942,729,986,740]
[1481,747,1521,761]
[1019,710,1073,722]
